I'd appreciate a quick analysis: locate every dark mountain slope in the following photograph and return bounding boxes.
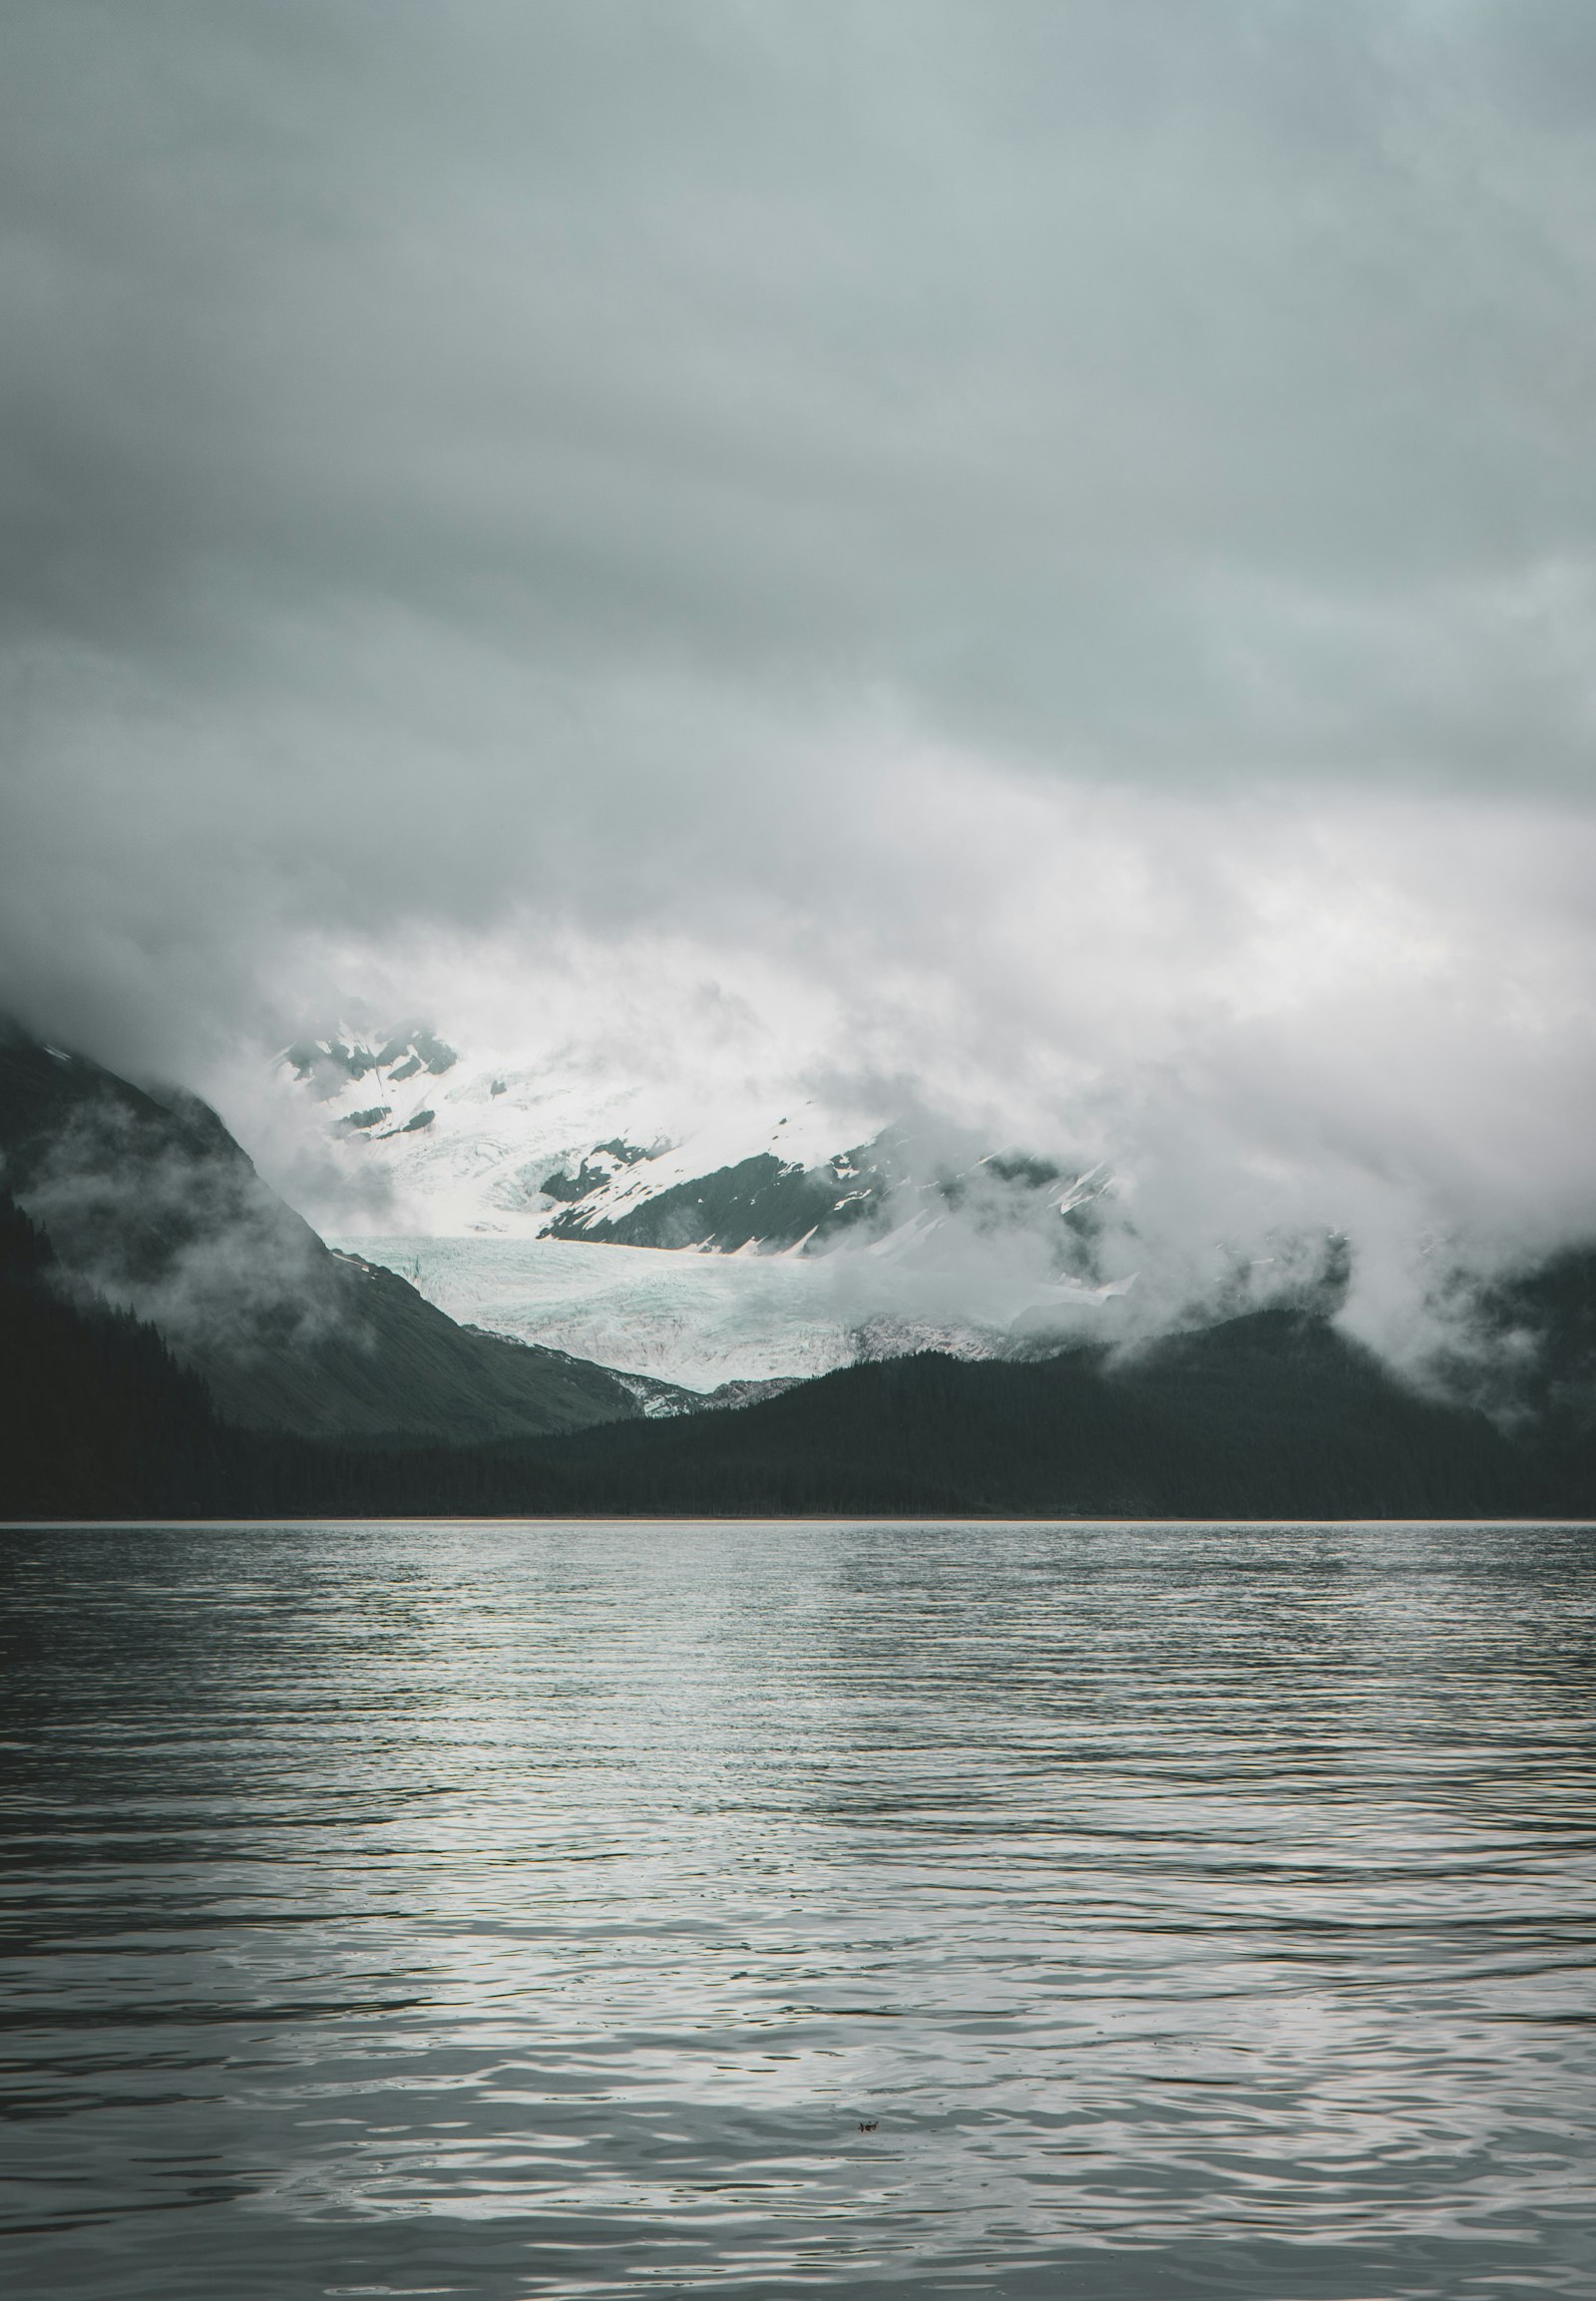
[0,1189,240,1518]
[0,1024,673,1442]
[2,1224,1586,1520]
[200,1248,671,1442]
[1466,1244,1596,1425]
[437,1310,1540,1520]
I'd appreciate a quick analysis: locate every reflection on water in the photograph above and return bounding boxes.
[1,1520,1592,2299]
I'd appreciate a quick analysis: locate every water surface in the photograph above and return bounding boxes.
[2,1520,1593,2298]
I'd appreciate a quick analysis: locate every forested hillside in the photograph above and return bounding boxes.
[4,1183,1590,1522]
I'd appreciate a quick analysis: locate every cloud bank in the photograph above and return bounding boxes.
[2,1,1594,1349]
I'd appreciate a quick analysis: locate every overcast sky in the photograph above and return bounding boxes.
[3,1,1595,1312]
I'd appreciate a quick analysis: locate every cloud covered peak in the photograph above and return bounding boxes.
[1,2,1593,1356]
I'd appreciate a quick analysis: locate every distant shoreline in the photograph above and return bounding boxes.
[5,1516,1593,1532]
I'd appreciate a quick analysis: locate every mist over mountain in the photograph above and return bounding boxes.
[0,1023,685,1442]
[6,1143,1593,1525]
[220,1007,1559,1412]
[2,4,1594,1413]
[2,1016,1592,1522]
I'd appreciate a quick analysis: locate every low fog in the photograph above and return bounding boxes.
[3,2,1594,1368]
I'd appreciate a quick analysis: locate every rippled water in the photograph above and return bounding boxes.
[2,1521,1593,2300]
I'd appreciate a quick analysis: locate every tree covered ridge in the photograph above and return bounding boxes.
[3,1183,1592,1522]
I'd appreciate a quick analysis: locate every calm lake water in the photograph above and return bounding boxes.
[1,1520,1593,2300]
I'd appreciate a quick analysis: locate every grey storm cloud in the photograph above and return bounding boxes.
[7,1,1596,775]
[1,0,1593,1328]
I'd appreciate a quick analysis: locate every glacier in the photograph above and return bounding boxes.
[330,1234,860,1389]
[285,1023,1132,1388]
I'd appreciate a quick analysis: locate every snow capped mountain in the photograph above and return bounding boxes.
[276,1023,1111,1252]
[274,1022,1132,1388]
[275,1022,890,1244]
